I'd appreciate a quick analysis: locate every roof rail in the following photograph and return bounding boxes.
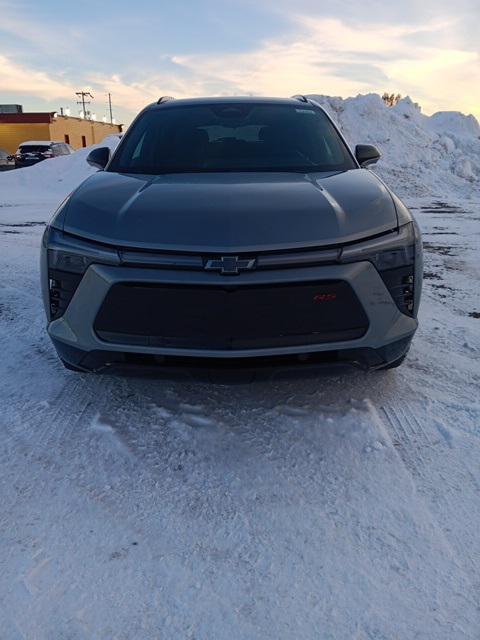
[157,96,175,104]
[291,95,308,103]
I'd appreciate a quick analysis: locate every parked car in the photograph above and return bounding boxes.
[14,141,73,168]
[41,96,423,376]
[0,148,15,170]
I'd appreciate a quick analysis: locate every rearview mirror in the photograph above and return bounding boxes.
[86,146,110,170]
[355,144,381,167]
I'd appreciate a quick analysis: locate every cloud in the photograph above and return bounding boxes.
[0,54,77,100]
[171,16,480,118]
[317,63,390,85]
[0,10,477,121]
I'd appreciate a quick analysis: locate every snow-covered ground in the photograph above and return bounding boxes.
[0,97,479,639]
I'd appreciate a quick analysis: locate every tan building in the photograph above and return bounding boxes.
[0,110,123,153]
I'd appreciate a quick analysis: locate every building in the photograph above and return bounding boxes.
[0,107,123,153]
[0,104,23,114]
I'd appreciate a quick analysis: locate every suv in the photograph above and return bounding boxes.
[15,141,73,168]
[41,96,422,376]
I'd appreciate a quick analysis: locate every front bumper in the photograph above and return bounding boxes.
[16,157,43,165]
[44,260,417,374]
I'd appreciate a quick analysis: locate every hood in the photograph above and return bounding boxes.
[63,169,397,252]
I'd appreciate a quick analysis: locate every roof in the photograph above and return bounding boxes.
[19,140,60,146]
[0,112,123,127]
[146,96,313,111]
[0,112,54,123]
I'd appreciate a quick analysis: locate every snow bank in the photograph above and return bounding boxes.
[428,111,480,139]
[308,93,480,198]
[0,135,121,205]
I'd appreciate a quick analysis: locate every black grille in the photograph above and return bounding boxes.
[94,281,368,349]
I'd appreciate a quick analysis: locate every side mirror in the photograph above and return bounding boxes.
[355,144,381,167]
[86,146,110,170]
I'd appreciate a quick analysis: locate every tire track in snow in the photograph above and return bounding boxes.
[20,547,52,597]
[373,399,479,587]
[5,376,114,500]
[32,377,171,540]
[40,376,109,451]
[381,403,432,467]
[3,375,121,616]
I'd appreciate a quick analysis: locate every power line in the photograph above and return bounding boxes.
[75,91,94,119]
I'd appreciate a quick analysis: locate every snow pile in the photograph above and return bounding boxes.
[308,93,480,198]
[0,135,121,204]
[428,111,480,139]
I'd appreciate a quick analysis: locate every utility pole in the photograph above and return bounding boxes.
[108,93,113,124]
[75,91,94,119]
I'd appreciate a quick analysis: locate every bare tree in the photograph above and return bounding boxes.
[382,92,402,107]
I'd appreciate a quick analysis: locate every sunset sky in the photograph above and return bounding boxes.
[1,0,478,125]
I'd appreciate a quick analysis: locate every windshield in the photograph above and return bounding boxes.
[109,103,357,174]
[19,145,51,153]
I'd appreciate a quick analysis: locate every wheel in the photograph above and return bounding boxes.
[60,358,87,373]
[377,354,407,370]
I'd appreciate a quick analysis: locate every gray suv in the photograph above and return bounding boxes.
[41,96,422,377]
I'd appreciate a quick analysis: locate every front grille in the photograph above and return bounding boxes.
[48,269,83,320]
[94,281,368,349]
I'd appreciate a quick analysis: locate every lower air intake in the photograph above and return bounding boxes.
[380,266,415,316]
[94,281,369,349]
[48,269,83,320]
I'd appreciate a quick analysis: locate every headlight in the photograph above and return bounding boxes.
[341,223,418,317]
[45,227,120,320]
[47,227,120,274]
[49,250,98,274]
[339,222,415,271]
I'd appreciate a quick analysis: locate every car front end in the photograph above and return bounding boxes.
[40,97,423,378]
[41,197,422,377]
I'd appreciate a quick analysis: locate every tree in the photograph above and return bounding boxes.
[382,92,402,107]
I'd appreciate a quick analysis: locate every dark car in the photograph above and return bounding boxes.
[15,141,73,168]
[41,96,422,377]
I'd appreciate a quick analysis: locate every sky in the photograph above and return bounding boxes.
[0,0,479,126]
